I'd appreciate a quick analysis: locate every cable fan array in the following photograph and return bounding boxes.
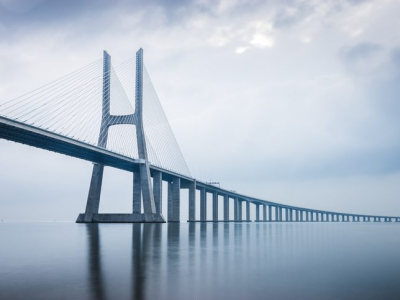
[0,54,192,178]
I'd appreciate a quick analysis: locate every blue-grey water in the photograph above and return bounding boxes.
[0,222,400,300]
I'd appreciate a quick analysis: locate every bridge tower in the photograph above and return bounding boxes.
[77,49,165,223]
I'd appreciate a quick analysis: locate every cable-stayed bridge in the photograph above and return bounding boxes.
[0,49,399,223]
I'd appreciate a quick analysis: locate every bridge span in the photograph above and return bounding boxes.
[0,48,398,223]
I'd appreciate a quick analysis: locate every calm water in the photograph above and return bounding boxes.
[0,222,400,300]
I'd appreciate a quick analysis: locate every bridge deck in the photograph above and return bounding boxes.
[1,115,398,220]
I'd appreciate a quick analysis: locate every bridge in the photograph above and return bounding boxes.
[0,49,399,223]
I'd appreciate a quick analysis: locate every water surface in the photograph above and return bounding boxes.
[0,222,399,299]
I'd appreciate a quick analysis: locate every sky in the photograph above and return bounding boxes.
[0,0,400,221]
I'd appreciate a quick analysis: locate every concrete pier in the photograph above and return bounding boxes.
[213,192,218,221]
[256,204,260,222]
[234,198,238,221]
[153,171,162,215]
[167,182,173,221]
[224,195,229,221]
[171,177,180,222]
[200,188,206,221]
[268,205,272,221]
[238,200,243,221]
[132,171,141,214]
[263,205,267,221]
[188,180,196,222]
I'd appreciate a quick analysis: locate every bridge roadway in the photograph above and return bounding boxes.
[1,115,399,223]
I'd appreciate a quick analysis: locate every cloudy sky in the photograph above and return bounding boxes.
[0,0,400,221]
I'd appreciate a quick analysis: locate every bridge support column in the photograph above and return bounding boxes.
[224,195,229,221]
[153,171,162,215]
[168,182,173,221]
[234,197,238,221]
[246,201,250,221]
[171,177,180,222]
[263,205,267,221]
[285,208,289,222]
[200,188,206,221]
[256,205,260,222]
[268,205,272,221]
[213,192,218,222]
[188,180,196,221]
[238,200,243,221]
[274,206,278,222]
[132,171,141,214]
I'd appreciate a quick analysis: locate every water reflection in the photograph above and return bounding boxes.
[82,222,400,300]
[86,224,105,300]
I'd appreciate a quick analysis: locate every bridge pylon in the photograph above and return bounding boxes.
[76,49,165,223]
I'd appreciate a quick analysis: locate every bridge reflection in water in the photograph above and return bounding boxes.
[84,223,400,300]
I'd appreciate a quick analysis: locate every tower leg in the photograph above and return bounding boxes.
[77,163,104,222]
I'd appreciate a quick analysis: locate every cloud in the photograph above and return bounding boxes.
[340,42,383,62]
